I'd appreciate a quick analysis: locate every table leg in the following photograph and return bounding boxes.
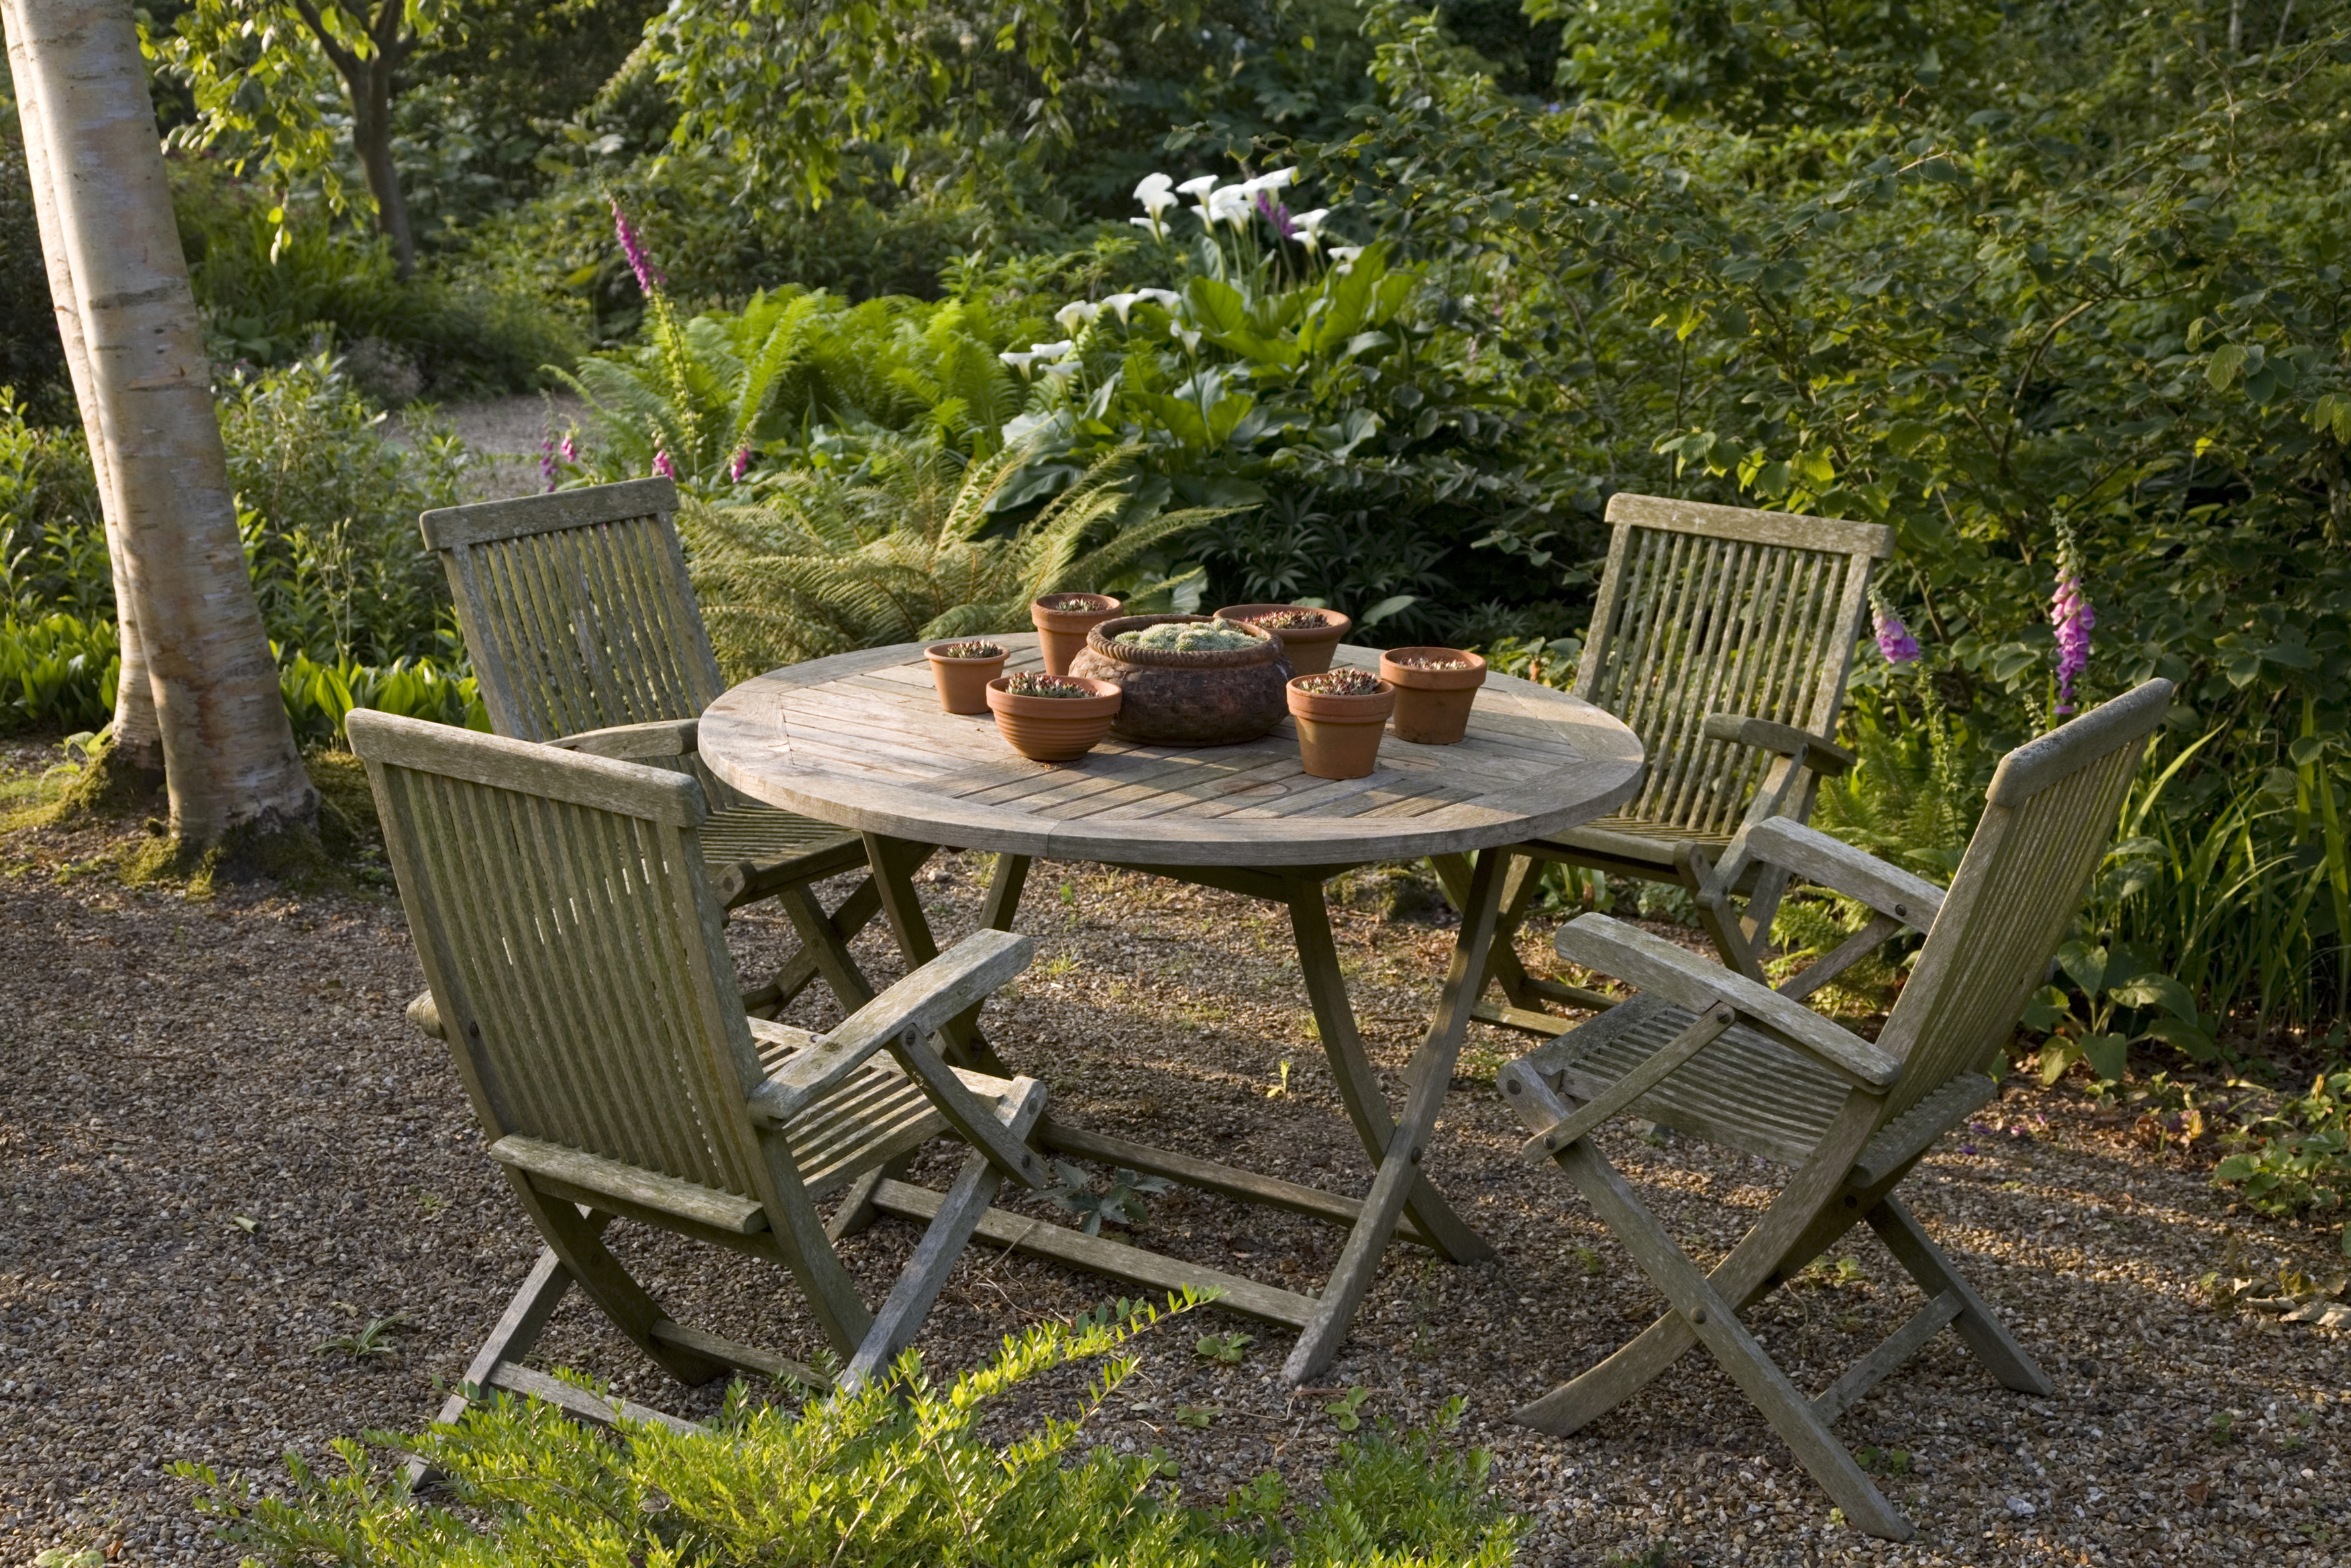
[1282,846,1508,1383]
[862,832,1011,1075]
[1285,876,1492,1267]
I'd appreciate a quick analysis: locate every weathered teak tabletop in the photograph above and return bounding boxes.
[700,635,1644,1381]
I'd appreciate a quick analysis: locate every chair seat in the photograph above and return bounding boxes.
[1524,992,1849,1165]
[701,803,861,874]
[754,1033,1021,1200]
[1524,814,1736,872]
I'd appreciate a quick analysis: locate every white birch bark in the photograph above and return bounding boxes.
[1,0,160,773]
[4,0,313,840]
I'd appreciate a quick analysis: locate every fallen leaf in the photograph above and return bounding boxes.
[230,1215,259,1232]
[2183,1480,2211,1507]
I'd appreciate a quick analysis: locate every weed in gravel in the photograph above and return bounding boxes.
[1324,1385,1370,1430]
[1175,1404,1216,1428]
[1195,1330,1253,1365]
[1573,1246,1604,1276]
[317,1310,413,1365]
[1045,1161,1173,1236]
[2209,1409,2236,1447]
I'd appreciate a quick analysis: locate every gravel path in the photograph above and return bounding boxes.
[2,739,2344,1565]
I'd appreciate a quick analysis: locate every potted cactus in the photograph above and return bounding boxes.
[1030,592,1123,675]
[1379,647,1487,744]
[986,672,1123,762]
[925,640,1009,713]
[1068,614,1292,745]
[1214,604,1351,675]
[1286,668,1396,779]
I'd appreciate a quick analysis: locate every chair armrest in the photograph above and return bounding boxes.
[1702,713,1857,776]
[407,990,443,1041]
[1742,819,1942,931]
[1555,914,1901,1089]
[744,929,1035,1126]
[550,718,699,760]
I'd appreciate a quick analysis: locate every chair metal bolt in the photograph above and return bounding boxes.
[1893,902,1908,917]
[1506,1079,1521,1095]
[1690,1307,1708,1324]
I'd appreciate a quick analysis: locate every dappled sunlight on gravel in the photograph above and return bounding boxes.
[1,739,2344,1564]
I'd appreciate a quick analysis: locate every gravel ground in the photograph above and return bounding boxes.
[2,737,2345,1566]
[393,393,589,504]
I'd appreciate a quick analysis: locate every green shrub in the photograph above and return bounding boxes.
[218,355,466,666]
[174,161,582,397]
[1320,2,2350,1033]
[180,1296,1522,1567]
[0,611,117,733]
[0,126,68,417]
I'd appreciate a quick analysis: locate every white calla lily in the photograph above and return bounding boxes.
[1055,301,1099,333]
[1030,340,1076,360]
[1103,292,1143,323]
[1135,171,1174,204]
[1175,173,1218,196]
[1137,288,1182,309]
[1292,208,1330,233]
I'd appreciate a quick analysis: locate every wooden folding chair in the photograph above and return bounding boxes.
[420,478,880,1018]
[346,709,1052,1439]
[1495,680,2173,1540]
[1447,494,1892,1031]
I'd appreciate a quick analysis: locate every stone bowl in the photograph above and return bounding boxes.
[1067,614,1295,746]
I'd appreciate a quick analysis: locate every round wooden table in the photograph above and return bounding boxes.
[700,634,1644,1379]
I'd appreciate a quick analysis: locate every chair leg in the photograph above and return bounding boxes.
[776,880,880,1014]
[745,877,884,1018]
[1547,1138,1913,1541]
[407,1244,577,1490]
[509,1182,731,1387]
[1867,1195,2053,1395]
[841,1080,1050,1390]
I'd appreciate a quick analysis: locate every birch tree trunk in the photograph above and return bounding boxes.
[3,0,314,845]
[2,0,161,779]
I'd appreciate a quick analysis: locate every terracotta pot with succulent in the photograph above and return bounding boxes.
[986,672,1123,762]
[1286,668,1396,779]
[1379,647,1487,744]
[925,640,1009,713]
[1068,614,1293,745]
[1030,593,1124,675]
[1214,604,1351,675]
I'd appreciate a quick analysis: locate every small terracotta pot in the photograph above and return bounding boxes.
[925,643,1009,714]
[987,676,1122,762]
[1379,647,1487,745]
[1286,675,1396,780]
[1030,593,1123,676]
[1215,604,1351,676]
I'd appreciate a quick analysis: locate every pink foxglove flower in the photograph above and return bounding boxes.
[560,431,580,463]
[610,198,666,297]
[654,448,677,480]
[728,445,750,482]
[2051,523,2095,714]
[1869,588,1920,664]
[539,434,560,494]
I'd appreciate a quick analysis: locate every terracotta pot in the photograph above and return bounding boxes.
[1214,603,1351,676]
[1379,647,1488,745]
[1286,675,1396,779]
[986,676,1122,762]
[1029,592,1123,676]
[1067,614,1294,746]
[925,642,1009,713]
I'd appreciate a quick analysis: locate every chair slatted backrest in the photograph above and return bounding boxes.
[350,709,772,1202]
[1872,680,2173,1122]
[421,478,725,744]
[1575,494,1894,839]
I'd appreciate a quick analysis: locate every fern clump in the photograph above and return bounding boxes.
[681,435,1231,677]
[177,1296,1522,1567]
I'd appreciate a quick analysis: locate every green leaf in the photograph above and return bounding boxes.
[2079,1033,2130,1082]
[2056,939,2107,997]
[2109,972,2196,1020]
[2207,344,2247,390]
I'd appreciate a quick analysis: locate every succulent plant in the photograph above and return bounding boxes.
[1242,608,1331,630]
[1293,669,1386,697]
[1035,594,1111,613]
[1000,672,1100,698]
[1390,653,1475,670]
[1113,620,1261,653]
[932,641,1006,659]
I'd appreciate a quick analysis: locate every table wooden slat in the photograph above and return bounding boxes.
[700,637,1644,868]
